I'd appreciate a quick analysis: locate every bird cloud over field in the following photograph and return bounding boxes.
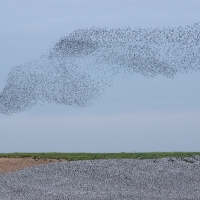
[1,22,200,115]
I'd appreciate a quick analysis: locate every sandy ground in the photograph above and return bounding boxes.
[0,158,64,174]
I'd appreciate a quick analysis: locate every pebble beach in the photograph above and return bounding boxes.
[0,157,200,199]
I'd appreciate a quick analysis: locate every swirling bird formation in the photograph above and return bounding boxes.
[1,22,200,114]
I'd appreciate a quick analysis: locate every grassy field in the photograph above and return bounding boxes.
[0,152,200,161]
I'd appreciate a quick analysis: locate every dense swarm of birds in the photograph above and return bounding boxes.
[0,22,200,114]
[0,157,200,199]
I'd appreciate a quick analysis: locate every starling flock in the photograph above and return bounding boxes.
[0,22,200,114]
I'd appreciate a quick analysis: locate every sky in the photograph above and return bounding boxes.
[0,0,200,153]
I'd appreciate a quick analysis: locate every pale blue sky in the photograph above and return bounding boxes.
[0,0,200,152]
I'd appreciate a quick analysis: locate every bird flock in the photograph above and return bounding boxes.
[0,22,200,114]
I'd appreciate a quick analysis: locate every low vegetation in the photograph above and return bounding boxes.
[0,152,200,161]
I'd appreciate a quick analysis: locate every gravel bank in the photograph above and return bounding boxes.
[0,157,200,199]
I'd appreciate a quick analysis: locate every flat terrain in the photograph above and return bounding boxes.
[0,152,199,174]
[0,158,64,174]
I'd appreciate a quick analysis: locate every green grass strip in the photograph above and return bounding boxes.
[0,152,200,161]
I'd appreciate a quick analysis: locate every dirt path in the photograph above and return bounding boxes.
[0,158,65,174]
